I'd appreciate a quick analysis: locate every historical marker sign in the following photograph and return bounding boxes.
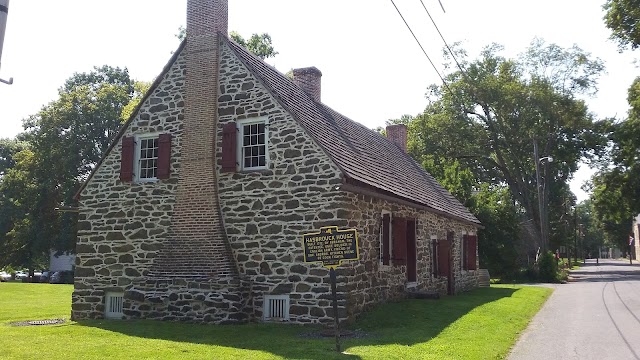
[302,225,360,352]
[303,226,359,268]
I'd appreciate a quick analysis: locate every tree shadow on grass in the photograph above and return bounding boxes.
[77,287,517,360]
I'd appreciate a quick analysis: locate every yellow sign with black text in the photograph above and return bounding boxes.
[303,226,360,269]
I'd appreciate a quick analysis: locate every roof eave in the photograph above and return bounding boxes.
[341,177,483,229]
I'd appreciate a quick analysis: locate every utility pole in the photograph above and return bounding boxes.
[574,207,578,265]
[533,140,553,253]
[0,0,13,85]
[534,140,546,252]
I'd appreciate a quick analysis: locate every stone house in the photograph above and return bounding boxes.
[71,0,482,324]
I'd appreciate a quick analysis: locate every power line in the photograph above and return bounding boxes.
[418,0,468,81]
[389,0,452,93]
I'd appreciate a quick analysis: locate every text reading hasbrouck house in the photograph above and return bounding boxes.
[71,0,482,324]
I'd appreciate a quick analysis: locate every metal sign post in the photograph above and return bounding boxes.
[302,226,360,353]
[329,267,340,352]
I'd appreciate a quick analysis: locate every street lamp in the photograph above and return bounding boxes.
[533,140,553,252]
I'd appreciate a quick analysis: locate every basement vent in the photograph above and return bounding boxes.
[264,295,290,321]
[105,292,124,319]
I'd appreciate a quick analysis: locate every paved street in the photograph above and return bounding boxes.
[509,259,640,360]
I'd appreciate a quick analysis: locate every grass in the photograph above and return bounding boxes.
[0,282,551,359]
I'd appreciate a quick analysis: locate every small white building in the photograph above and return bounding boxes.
[49,250,75,272]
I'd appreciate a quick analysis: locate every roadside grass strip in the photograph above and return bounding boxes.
[0,283,551,359]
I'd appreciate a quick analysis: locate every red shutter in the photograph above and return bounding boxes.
[120,136,134,182]
[462,234,469,270]
[157,134,172,179]
[221,122,237,172]
[432,240,439,276]
[438,239,450,276]
[393,217,407,266]
[382,214,390,265]
[467,235,477,270]
[406,220,417,282]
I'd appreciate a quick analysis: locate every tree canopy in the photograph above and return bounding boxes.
[408,39,604,253]
[590,77,640,248]
[0,66,139,271]
[603,0,640,50]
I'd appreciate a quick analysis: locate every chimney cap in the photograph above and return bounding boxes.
[292,66,322,77]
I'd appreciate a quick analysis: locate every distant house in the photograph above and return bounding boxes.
[71,0,482,324]
[49,250,75,272]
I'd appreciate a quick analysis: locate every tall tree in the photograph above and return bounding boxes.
[591,77,640,247]
[0,66,138,270]
[603,0,640,50]
[410,39,605,251]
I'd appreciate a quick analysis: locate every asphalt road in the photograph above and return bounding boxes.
[509,258,640,360]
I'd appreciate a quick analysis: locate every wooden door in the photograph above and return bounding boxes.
[438,239,452,294]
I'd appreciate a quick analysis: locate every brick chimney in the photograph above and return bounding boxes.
[152,0,238,278]
[292,67,322,102]
[386,124,408,152]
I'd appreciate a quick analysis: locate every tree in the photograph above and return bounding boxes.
[603,0,640,50]
[409,39,605,251]
[590,77,640,248]
[0,148,50,271]
[0,66,138,270]
[176,26,278,60]
[0,138,28,177]
[230,32,278,60]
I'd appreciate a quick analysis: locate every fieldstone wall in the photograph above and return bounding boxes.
[72,51,187,320]
[123,277,251,324]
[342,191,479,319]
[216,40,350,324]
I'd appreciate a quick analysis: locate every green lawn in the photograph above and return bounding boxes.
[0,283,551,359]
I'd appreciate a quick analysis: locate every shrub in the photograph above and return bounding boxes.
[538,251,559,282]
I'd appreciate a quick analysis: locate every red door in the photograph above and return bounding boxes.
[438,239,452,295]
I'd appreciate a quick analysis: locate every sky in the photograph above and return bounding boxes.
[0,0,636,201]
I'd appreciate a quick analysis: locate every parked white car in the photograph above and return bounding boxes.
[14,271,27,280]
[0,272,11,281]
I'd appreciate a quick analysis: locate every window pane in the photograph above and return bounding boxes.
[259,146,265,156]
[258,156,266,166]
[251,157,258,167]
[258,123,265,133]
[258,133,265,144]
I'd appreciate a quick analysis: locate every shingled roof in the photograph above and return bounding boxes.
[222,37,480,226]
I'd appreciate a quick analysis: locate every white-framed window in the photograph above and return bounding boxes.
[135,133,160,181]
[105,292,124,319]
[263,295,290,321]
[237,117,269,170]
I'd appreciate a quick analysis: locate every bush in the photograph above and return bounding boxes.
[538,251,559,283]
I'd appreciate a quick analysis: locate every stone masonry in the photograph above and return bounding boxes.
[72,51,186,320]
